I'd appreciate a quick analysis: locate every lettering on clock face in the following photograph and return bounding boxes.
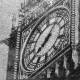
[20,8,70,72]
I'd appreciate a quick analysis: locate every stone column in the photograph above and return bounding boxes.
[71,0,79,69]
[13,22,21,80]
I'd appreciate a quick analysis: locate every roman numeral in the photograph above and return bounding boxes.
[57,35,65,39]
[52,45,57,50]
[45,53,48,63]
[27,55,36,67]
[37,27,43,34]
[37,57,41,64]
[30,55,36,62]
[28,41,37,44]
[60,21,69,30]
[58,17,63,24]
[34,57,41,69]
[46,16,50,27]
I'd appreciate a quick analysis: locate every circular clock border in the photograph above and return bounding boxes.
[20,7,70,72]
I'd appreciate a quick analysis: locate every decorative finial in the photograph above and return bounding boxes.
[12,14,16,25]
[0,38,10,46]
[55,62,59,77]
[72,49,78,69]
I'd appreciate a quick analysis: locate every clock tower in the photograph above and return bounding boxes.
[3,0,80,80]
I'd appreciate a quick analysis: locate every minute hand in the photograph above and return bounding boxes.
[37,33,52,53]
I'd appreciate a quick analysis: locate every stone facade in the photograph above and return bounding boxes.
[5,0,80,80]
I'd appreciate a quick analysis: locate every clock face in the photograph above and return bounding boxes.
[20,8,70,72]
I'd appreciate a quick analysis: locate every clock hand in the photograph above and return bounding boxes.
[37,33,52,53]
[42,33,52,47]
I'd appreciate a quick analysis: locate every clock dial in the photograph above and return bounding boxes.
[20,8,70,72]
[35,24,59,56]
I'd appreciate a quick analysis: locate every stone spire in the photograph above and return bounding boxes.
[55,62,59,77]
[11,14,16,33]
